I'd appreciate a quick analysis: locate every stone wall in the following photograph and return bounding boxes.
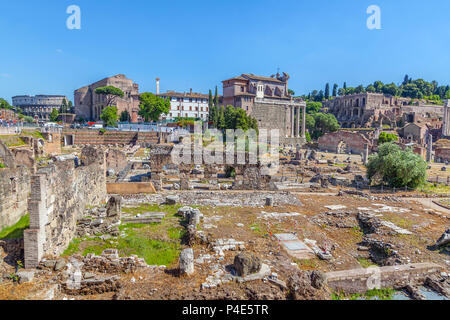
[41,132,62,156]
[63,130,164,147]
[318,130,372,155]
[0,141,15,168]
[24,146,107,268]
[435,145,450,163]
[0,166,31,230]
[326,263,443,294]
[105,148,128,173]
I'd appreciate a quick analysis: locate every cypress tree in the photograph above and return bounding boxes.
[214,86,218,107]
[325,83,330,100]
[332,84,338,97]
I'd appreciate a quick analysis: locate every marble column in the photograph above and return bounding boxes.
[290,106,295,137]
[296,106,300,137]
[302,105,306,139]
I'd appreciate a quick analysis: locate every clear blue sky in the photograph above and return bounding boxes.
[1,0,449,103]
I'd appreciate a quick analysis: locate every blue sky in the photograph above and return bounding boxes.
[1,0,450,103]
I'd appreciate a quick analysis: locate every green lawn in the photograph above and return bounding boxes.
[63,203,191,267]
[0,214,29,239]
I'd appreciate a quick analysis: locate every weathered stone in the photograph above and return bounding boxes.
[287,271,330,300]
[16,270,35,284]
[179,248,194,275]
[311,270,327,289]
[434,228,450,248]
[265,197,274,207]
[106,196,122,217]
[54,259,67,271]
[165,195,179,205]
[233,253,262,277]
[43,260,56,268]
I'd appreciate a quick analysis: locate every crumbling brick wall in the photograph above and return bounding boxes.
[24,146,107,268]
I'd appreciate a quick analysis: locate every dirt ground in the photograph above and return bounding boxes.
[2,191,444,300]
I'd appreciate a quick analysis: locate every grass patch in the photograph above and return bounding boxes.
[62,203,187,267]
[357,257,376,268]
[420,182,450,195]
[0,163,5,168]
[21,130,45,140]
[332,288,395,300]
[383,215,413,229]
[62,238,82,256]
[167,227,186,240]
[0,135,26,147]
[0,214,29,239]
[121,204,182,216]
[295,258,317,270]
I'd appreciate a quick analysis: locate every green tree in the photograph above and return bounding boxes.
[306,101,322,114]
[325,83,330,100]
[445,90,450,99]
[378,132,398,144]
[224,105,237,129]
[366,85,376,93]
[213,86,218,107]
[138,92,170,122]
[217,106,226,129]
[100,106,119,127]
[288,89,295,96]
[94,86,124,106]
[49,108,59,122]
[60,99,68,113]
[235,108,250,131]
[402,75,410,85]
[373,81,384,93]
[382,83,399,96]
[311,113,340,139]
[208,90,213,109]
[23,116,34,123]
[332,84,338,97]
[0,98,12,109]
[366,143,427,189]
[355,85,365,94]
[120,110,131,122]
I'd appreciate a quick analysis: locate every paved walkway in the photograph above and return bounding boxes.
[404,198,450,215]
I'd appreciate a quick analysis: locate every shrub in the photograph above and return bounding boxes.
[366,142,427,189]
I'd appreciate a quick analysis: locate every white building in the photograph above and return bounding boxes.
[157,89,210,120]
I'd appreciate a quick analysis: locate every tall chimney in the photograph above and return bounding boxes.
[156,77,160,95]
[190,88,192,94]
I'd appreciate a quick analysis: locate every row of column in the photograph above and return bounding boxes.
[289,105,306,138]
